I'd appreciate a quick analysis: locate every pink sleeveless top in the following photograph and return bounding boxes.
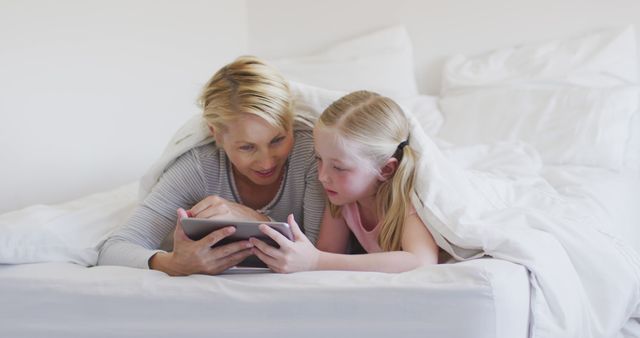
[341,203,382,253]
[342,203,418,253]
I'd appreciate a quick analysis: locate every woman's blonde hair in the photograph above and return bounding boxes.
[318,91,418,252]
[199,55,293,132]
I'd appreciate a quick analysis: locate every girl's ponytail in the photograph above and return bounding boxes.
[376,143,417,251]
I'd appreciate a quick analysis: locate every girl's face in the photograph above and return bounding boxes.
[213,114,294,187]
[313,126,381,206]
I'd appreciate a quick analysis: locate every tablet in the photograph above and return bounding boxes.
[180,218,293,269]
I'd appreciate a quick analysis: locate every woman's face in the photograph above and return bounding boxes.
[214,114,294,187]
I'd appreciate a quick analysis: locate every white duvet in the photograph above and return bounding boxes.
[429,25,640,337]
[410,119,640,338]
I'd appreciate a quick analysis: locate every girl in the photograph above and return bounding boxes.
[251,90,439,273]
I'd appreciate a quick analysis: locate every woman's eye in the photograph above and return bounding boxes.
[333,166,345,171]
[239,145,254,151]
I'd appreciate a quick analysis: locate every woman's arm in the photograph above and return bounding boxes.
[188,195,271,222]
[149,208,253,276]
[98,151,206,269]
[98,150,253,274]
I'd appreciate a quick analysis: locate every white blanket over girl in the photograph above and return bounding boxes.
[138,80,640,338]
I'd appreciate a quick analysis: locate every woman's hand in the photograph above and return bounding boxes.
[250,214,319,273]
[188,195,270,222]
[149,208,254,276]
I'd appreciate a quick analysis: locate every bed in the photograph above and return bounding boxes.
[1,24,639,338]
[0,258,529,338]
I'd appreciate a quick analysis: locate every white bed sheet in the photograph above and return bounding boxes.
[0,258,529,338]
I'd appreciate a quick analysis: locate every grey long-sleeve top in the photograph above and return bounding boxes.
[98,126,325,269]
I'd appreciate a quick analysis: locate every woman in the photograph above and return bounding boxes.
[98,56,325,276]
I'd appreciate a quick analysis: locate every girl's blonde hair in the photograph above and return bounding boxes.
[317,91,418,251]
[199,56,293,132]
[318,91,418,252]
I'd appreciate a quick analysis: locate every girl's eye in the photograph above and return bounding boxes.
[239,145,255,151]
[315,155,345,171]
[271,136,285,145]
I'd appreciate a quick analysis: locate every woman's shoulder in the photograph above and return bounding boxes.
[190,140,220,159]
[291,122,315,161]
[172,141,223,173]
[293,119,314,138]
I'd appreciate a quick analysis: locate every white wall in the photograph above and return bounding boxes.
[246,0,640,95]
[0,0,247,213]
[3,0,640,213]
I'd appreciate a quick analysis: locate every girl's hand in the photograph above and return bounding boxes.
[150,208,253,276]
[188,195,270,222]
[250,214,319,273]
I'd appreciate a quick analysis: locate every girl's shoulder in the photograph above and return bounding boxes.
[407,204,418,216]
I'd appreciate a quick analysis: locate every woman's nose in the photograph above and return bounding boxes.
[258,160,275,170]
[257,152,276,170]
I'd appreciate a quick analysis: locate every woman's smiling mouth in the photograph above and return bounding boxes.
[254,167,277,177]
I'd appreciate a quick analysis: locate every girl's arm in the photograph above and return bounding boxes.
[248,208,350,273]
[315,207,350,254]
[316,213,439,272]
[251,210,439,273]
[399,212,439,266]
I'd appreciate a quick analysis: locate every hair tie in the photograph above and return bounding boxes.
[393,138,410,160]
[397,139,409,150]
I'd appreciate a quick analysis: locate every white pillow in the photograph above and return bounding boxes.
[272,25,419,98]
[290,81,345,123]
[397,95,443,136]
[442,25,638,92]
[290,81,443,136]
[0,183,137,266]
[438,25,640,170]
[439,86,639,168]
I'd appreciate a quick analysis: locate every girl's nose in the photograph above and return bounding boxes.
[317,164,329,184]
